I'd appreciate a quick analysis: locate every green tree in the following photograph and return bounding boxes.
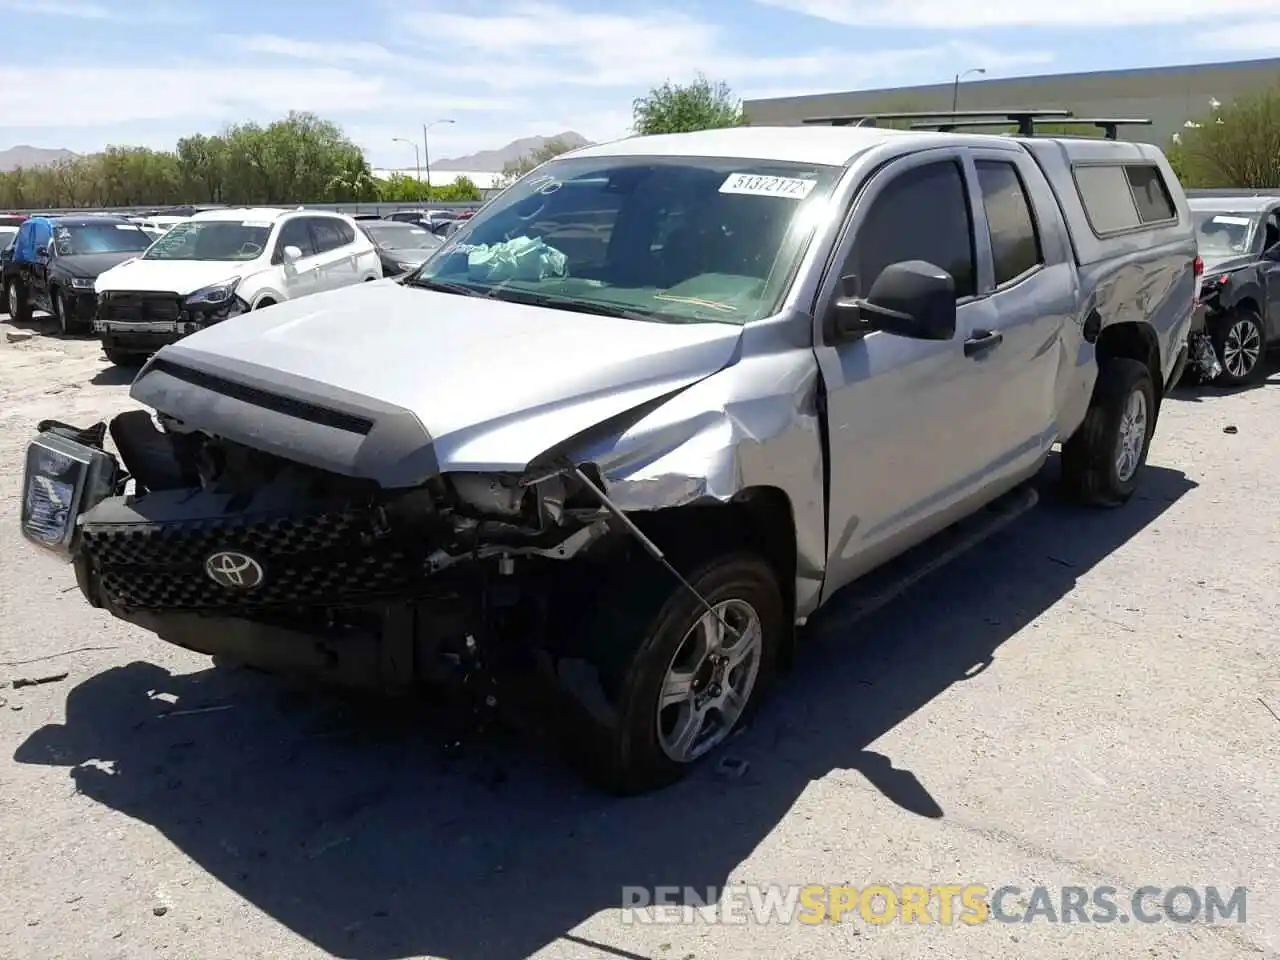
[1174,87,1280,188]
[632,73,744,135]
[0,111,390,208]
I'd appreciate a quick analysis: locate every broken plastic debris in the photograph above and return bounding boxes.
[12,672,68,689]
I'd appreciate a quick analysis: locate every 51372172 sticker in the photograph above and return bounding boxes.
[719,173,817,200]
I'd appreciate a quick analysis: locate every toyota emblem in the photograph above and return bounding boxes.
[204,551,265,589]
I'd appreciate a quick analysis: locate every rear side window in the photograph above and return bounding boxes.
[849,159,976,299]
[1125,166,1175,224]
[310,217,354,252]
[975,160,1043,286]
[1073,163,1176,235]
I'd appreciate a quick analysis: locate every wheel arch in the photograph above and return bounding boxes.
[1096,319,1162,402]
[629,484,800,665]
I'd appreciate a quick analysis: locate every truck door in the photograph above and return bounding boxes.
[964,148,1078,476]
[812,148,1011,597]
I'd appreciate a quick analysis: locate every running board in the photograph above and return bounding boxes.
[822,484,1039,628]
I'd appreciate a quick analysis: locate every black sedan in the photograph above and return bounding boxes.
[356,219,445,277]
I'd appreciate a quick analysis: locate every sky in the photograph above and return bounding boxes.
[0,0,1278,167]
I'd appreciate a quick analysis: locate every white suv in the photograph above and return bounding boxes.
[93,207,382,365]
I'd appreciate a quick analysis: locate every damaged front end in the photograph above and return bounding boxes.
[19,409,641,694]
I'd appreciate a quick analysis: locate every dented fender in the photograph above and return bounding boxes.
[553,348,830,621]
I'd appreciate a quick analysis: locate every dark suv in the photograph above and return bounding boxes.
[2,215,153,333]
[1186,196,1280,385]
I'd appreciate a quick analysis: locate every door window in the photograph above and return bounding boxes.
[275,218,317,259]
[975,160,1043,286]
[845,159,976,299]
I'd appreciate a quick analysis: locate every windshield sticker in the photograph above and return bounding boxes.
[1211,215,1252,226]
[241,219,273,228]
[116,224,139,230]
[719,173,817,199]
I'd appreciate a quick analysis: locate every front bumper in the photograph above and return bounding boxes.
[94,319,201,353]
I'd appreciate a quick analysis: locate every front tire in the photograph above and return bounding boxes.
[569,551,783,795]
[50,287,76,335]
[1061,358,1156,507]
[1211,308,1266,387]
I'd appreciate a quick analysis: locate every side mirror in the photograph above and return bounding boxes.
[35,246,50,259]
[826,260,957,343]
[281,245,302,265]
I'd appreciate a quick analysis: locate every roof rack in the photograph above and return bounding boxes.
[909,117,1153,140]
[801,109,1073,136]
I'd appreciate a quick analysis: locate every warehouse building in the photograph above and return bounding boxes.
[743,56,1280,145]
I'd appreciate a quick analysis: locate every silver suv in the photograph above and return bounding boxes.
[20,121,1197,794]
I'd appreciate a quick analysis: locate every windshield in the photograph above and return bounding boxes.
[143,219,271,261]
[411,155,841,324]
[1193,210,1259,258]
[52,223,152,256]
[364,222,443,250]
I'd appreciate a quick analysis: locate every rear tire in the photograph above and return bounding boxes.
[1061,358,1156,507]
[1211,308,1266,387]
[6,277,30,323]
[566,550,783,795]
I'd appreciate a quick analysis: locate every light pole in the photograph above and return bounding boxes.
[422,119,455,194]
[393,137,420,183]
[952,67,986,111]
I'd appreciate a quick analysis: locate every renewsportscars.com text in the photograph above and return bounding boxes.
[620,884,1248,926]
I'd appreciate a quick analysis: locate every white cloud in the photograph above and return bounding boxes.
[752,0,1280,28]
[1199,20,1280,51]
[225,34,401,64]
[0,66,388,126]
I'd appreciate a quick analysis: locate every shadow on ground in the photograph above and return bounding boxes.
[15,458,1196,960]
[89,364,139,386]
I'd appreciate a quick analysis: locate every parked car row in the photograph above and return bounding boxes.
[0,207,447,365]
[9,118,1277,794]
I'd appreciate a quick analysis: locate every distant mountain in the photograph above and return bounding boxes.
[432,131,590,172]
[0,145,77,172]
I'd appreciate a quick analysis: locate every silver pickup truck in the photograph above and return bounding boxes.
[20,120,1198,793]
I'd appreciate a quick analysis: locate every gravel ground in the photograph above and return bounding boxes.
[0,316,1277,960]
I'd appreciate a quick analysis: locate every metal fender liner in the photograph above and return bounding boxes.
[130,350,439,487]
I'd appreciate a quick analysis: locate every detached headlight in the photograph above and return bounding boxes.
[184,278,241,306]
[69,277,94,291]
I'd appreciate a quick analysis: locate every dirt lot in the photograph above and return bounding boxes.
[0,316,1277,960]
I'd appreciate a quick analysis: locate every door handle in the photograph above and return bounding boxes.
[964,329,1003,357]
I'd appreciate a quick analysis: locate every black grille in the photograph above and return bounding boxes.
[100,292,182,324]
[81,507,430,610]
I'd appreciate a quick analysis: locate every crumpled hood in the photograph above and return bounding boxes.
[54,251,139,279]
[138,279,745,479]
[96,257,255,296]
